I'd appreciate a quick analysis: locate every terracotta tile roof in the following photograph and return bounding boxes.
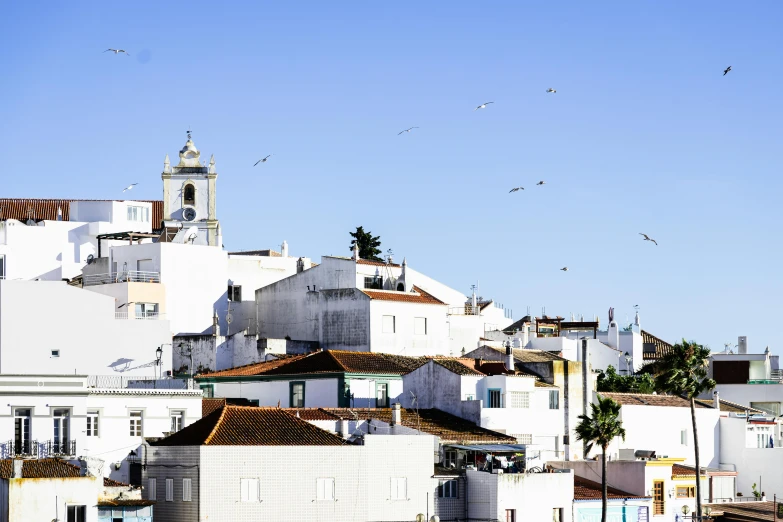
[199,355,307,378]
[599,393,708,408]
[0,458,81,479]
[357,258,400,268]
[705,501,775,521]
[153,405,345,446]
[103,477,131,487]
[318,408,517,445]
[671,464,707,478]
[228,249,281,257]
[642,330,673,360]
[693,398,764,414]
[574,476,650,500]
[202,398,227,417]
[361,285,445,305]
[262,350,426,376]
[479,346,566,363]
[434,358,485,376]
[98,499,156,507]
[0,198,163,226]
[291,409,342,421]
[502,316,533,334]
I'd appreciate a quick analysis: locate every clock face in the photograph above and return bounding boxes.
[183,207,197,221]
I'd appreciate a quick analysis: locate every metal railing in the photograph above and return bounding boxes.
[83,271,160,286]
[748,379,782,384]
[115,312,166,320]
[0,439,76,458]
[87,375,190,390]
[43,439,77,458]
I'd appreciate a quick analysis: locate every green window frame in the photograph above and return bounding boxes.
[200,384,214,398]
[290,381,305,408]
[376,382,389,408]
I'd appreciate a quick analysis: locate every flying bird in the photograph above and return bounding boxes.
[546,88,557,94]
[508,186,524,193]
[639,233,658,245]
[104,49,130,56]
[536,181,546,186]
[474,102,494,111]
[122,183,138,192]
[560,267,569,272]
[397,127,419,135]
[723,66,732,76]
[253,155,272,166]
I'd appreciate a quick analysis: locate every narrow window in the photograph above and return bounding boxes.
[549,390,560,409]
[439,479,459,498]
[0,254,5,279]
[148,477,157,501]
[376,383,389,408]
[184,184,196,205]
[317,478,335,501]
[488,389,502,408]
[170,411,184,433]
[228,285,242,302]
[165,478,174,502]
[505,509,516,522]
[240,478,260,502]
[390,477,407,500]
[86,411,99,437]
[130,411,143,437]
[414,317,427,335]
[681,429,688,446]
[201,384,214,398]
[553,508,564,522]
[382,315,395,333]
[290,382,305,408]
[444,450,457,468]
[52,409,71,455]
[14,408,31,455]
[183,478,192,501]
[66,505,87,522]
[653,480,665,515]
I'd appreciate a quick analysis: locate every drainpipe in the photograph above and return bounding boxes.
[564,360,570,462]
[582,338,588,459]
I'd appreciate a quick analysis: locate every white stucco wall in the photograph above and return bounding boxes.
[4,476,100,522]
[0,280,172,375]
[719,416,782,498]
[712,384,783,415]
[369,300,448,356]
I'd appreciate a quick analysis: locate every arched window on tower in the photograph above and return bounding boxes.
[183,184,195,206]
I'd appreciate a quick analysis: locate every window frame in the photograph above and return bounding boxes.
[382,315,396,333]
[183,183,196,206]
[240,477,260,502]
[653,480,665,515]
[129,410,143,437]
[290,381,305,408]
[316,477,335,501]
[487,389,502,408]
[86,410,99,437]
[0,254,5,279]
[228,285,242,302]
[200,384,214,398]
[390,477,407,501]
[170,410,184,433]
[165,478,174,502]
[439,479,458,498]
[414,317,427,335]
[549,390,560,410]
[676,486,695,498]
[183,478,192,502]
[66,505,87,522]
[148,477,157,501]
[376,382,389,408]
[505,509,516,522]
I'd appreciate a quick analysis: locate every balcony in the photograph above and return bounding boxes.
[87,375,192,390]
[0,439,76,458]
[115,311,166,320]
[83,271,160,286]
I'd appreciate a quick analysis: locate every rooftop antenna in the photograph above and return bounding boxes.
[187,127,192,140]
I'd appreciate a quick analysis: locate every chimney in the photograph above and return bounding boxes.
[12,460,23,479]
[634,310,640,331]
[281,240,289,258]
[352,243,359,261]
[339,419,350,439]
[505,342,515,372]
[391,403,402,426]
[607,310,619,350]
[521,324,530,347]
[713,391,720,412]
[738,336,748,354]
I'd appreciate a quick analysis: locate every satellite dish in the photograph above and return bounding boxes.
[183,226,199,244]
[86,254,95,265]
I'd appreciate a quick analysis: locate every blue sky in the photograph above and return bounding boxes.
[1,2,781,355]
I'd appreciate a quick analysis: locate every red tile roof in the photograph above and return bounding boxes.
[228,249,282,257]
[599,392,709,408]
[0,458,81,479]
[104,477,130,487]
[693,398,764,414]
[200,355,308,378]
[434,358,485,376]
[671,464,707,478]
[153,405,345,446]
[291,409,342,421]
[0,199,163,226]
[705,501,775,521]
[202,398,227,417]
[361,285,445,305]
[642,330,673,360]
[574,476,650,500]
[478,346,567,363]
[99,499,156,507]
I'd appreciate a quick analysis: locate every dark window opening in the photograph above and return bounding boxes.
[184,184,196,205]
[228,285,242,302]
[364,276,383,290]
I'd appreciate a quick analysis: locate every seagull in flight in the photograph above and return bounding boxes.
[536,181,546,186]
[104,49,130,56]
[546,88,557,94]
[560,267,569,272]
[723,66,732,76]
[509,186,524,193]
[397,127,419,135]
[254,155,272,166]
[122,183,138,192]
[474,102,494,111]
[639,233,658,245]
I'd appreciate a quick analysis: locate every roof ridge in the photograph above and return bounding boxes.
[203,404,230,444]
[327,350,349,371]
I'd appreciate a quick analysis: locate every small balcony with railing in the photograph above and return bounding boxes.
[84,271,160,286]
[0,439,77,459]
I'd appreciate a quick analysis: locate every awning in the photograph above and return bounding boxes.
[446,444,528,452]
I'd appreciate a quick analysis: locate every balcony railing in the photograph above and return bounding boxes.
[83,271,160,286]
[115,312,165,320]
[88,375,191,390]
[0,439,76,458]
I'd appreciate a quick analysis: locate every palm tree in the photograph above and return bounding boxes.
[655,340,715,521]
[575,395,626,522]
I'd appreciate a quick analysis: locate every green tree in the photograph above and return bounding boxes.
[349,226,382,261]
[597,366,655,394]
[575,395,626,522]
[654,340,716,520]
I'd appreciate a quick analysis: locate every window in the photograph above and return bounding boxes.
[676,486,695,498]
[505,509,516,522]
[488,389,502,408]
[86,411,99,437]
[170,411,184,433]
[390,477,407,500]
[317,478,335,501]
[183,184,195,205]
[751,402,781,416]
[653,480,665,515]
[14,408,31,455]
[134,302,158,319]
[129,411,143,437]
[414,317,427,335]
[439,479,458,498]
[183,478,192,501]
[553,508,564,522]
[66,505,87,522]
[126,205,150,222]
[514,434,533,444]
[52,409,71,454]
[148,478,157,501]
[290,382,305,408]
[50,349,60,358]
[681,429,689,446]
[240,478,260,502]
[364,276,383,289]
[165,478,174,502]
[444,450,457,468]
[0,255,5,279]
[228,285,242,302]
[201,384,214,398]
[549,390,560,409]
[465,394,475,401]
[508,391,530,409]
[376,383,389,408]
[382,315,396,333]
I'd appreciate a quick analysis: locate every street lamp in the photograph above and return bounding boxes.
[624,352,632,375]
[155,346,163,380]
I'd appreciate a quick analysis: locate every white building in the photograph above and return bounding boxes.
[572,475,652,522]
[0,374,202,482]
[0,279,172,376]
[144,405,439,522]
[719,410,781,501]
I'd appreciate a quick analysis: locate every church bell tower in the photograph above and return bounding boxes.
[161,132,221,247]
